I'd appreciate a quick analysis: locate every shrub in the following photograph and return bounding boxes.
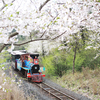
[41,46,100,76]
[41,48,68,77]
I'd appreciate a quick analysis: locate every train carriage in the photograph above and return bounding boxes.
[11,50,45,82]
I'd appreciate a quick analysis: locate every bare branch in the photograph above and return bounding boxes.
[0,5,6,11]
[8,32,19,39]
[47,9,59,20]
[2,0,6,5]
[52,31,67,40]
[0,0,16,11]
[15,31,67,46]
[10,38,48,46]
[40,30,46,38]
[0,44,7,52]
[30,0,37,10]
[39,0,50,11]
[40,12,58,38]
[0,31,66,52]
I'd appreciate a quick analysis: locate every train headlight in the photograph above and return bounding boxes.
[35,67,37,69]
[27,73,31,78]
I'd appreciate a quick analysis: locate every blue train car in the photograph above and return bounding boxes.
[11,50,45,82]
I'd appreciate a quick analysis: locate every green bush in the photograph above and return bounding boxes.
[41,48,68,77]
[41,46,100,76]
[0,51,11,68]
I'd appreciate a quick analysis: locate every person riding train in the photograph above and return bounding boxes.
[24,55,34,68]
[34,56,39,65]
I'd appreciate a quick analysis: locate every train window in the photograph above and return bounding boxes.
[25,56,28,60]
[15,55,20,59]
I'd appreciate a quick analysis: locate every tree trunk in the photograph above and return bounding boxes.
[73,46,76,75]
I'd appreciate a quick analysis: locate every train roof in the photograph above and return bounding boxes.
[11,50,39,56]
[11,50,27,55]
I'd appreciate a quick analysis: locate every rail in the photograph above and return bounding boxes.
[35,82,77,100]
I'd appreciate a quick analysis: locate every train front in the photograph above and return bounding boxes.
[27,55,45,82]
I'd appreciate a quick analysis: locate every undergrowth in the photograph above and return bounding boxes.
[0,69,35,100]
[47,67,100,100]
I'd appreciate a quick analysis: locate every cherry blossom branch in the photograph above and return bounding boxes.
[8,32,19,39]
[2,0,6,5]
[40,30,46,38]
[9,31,66,46]
[0,0,16,11]
[0,44,7,52]
[39,0,50,11]
[40,11,59,38]
[0,30,67,52]
[14,31,67,46]
[13,38,48,46]
[0,32,18,52]
[52,31,67,40]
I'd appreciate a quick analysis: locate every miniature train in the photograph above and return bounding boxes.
[11,50,45,82]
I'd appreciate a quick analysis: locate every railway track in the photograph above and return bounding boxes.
[35,82,77,100]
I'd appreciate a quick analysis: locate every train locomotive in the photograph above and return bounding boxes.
[11,50,45,82]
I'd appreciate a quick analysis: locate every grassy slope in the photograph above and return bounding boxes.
[48,67,100,100]
[0,69,34,100]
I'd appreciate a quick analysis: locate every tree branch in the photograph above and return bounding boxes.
[40,30,46,38]
[39,0,50,11]
[52,31,67,40]
[0,5,6,11]
[0,44,7,52]
[14,31,67,46]
[8,32,19,39]
[2,0,6,5]
[0,31,67,53]
[40,12,58,38]
[10,38,48,46]
[0,0,16,11]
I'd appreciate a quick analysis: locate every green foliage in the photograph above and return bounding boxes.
[0,51,11,68]
[10,14,13,17]
[0,32,2,35]
[56,17,60,19]
[41,45,100,76]
[10,3,13,6]
[97,0,100,2]
[8,17,11,20]
[66,50,73,69]
[16,12,19,15]
[41,48,68,77]
[5,4,8,7]
[41,28,100,75]
[42,55,55,75]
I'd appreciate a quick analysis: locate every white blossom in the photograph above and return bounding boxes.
[2,82,6,86]
[2,88,6,92]
[2,67,5,70]
[0,0,99,50]
[0,85,2,89]
[11,79,15,82]
[4,79,7,81]
[2,72,5,76]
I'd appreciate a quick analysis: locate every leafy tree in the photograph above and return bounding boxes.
[41,48,68,77]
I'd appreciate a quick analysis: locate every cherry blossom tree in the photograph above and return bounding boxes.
[0,0,99,53]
